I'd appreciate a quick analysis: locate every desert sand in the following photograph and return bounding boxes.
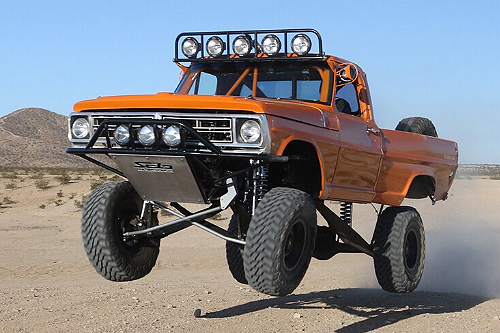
[0,173,499,333]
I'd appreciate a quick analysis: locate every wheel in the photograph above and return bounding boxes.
[243,187,317,296]
[225,215,248,284]
[373,206,425,293]
[395,117,438,137]
[81,181,160,281]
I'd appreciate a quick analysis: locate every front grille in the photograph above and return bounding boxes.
[93,116,153,140]
[162,116,232,143]
[92,115,233,143]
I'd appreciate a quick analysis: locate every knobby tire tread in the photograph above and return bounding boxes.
[373,206,425,293]
[243,187,316,296]
[81,181,159,282]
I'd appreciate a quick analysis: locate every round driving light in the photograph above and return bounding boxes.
[206,36,225,57]
[163,125,181,147]
[232,35,251,56]
[72,118,90,139]
[291,34,311,56]
[114,125,131,145]
[181,37,199,58]
[261,34,281,56]
[240,120,261,143]
[138,125,156,146]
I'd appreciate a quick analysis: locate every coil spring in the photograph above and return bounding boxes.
[340,202,353,226]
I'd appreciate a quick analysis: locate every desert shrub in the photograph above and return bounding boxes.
[35,179,50,189]
[90,179,106,190]
[5,182,17,189]
[54,199,64,206]
[2,172,18,179]
[74,194,87,210]
[55,173,72,184]
[39,204,46,209]
[210,212,226,221]
[92,169,105,176]
[3,197,15,204]
[57,190,64,198]
[30,172,44,179]
[68,192,77,199]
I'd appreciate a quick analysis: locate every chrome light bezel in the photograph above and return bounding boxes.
[113,125,131,145]
[181,37,200,58]
[261,34,281,56]
[206,36,225,57]
[71,117,90,139]
[232,35,252,56]
[239,119,261,144]
[138,125,156,146]
[291,33,312,56]
[162,125,182,147]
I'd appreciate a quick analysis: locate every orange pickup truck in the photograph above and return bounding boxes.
[67,29,458,296]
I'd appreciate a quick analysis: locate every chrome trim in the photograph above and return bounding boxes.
[68,111,271,154]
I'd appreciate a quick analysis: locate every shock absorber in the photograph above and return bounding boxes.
[340,201,353,227]
[251,162,269,215]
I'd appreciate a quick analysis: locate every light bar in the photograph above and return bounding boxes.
[174,29,323,62]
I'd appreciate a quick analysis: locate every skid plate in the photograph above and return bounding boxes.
[110,154,205,203]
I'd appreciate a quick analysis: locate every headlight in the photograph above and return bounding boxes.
[114,125,131,145]
[232,35,251,56]
[239,120,261,143]
[138,125,156,146]
[181,37,199,58]
[206,36,225,57]
[261,34,281,56]
[291,34,311,56]
[163,125,181,147]
[71,117,90,139]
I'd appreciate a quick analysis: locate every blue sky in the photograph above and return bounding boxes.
[0,0,498,163]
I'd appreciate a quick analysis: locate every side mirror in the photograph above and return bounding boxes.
[336,64,358,85]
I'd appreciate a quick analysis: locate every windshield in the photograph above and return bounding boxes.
[175,61,333,105]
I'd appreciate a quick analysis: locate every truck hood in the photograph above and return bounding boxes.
[74,93,327,128]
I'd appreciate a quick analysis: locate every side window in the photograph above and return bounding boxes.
[189,72,217,95]
[335,83,360,116]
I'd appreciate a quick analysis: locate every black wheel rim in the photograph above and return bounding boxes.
[283,220,306,271]
[116,201,144,255]
[404,229,418,271]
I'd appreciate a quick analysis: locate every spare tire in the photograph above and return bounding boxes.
[395,117,438,137]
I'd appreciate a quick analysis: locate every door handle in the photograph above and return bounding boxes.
[367,127,381,135]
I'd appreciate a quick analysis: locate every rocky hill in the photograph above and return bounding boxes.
[0,108,87,168]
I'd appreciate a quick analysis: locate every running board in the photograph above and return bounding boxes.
[315,201,373,257]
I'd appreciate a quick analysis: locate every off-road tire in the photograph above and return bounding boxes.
[395,117,438,137]
[225,215,248,284]
[243,187,317,296]
[81,181,160,281]
[373,206,425,293]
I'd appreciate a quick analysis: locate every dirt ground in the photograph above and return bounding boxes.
[0,172,499,333]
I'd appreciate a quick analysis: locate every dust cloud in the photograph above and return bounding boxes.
[419,220,500,298]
